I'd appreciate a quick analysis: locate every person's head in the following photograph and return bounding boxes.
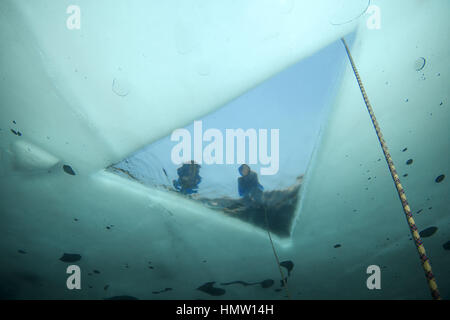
[183,160,200,169]
[186,160,200,175]
[239,164,250,176]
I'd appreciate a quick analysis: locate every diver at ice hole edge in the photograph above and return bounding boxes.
[238,164,264,207]
[173,162,264,208]
[173,160,202,195]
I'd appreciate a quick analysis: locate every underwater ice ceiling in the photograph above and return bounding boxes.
[0,0,449,300]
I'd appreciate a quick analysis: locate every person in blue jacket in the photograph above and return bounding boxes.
[173,160,202,195]
[238,164,264,205]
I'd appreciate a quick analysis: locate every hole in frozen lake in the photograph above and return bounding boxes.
[107,37,353,238]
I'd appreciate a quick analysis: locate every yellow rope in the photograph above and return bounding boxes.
[264,208,292,299]
[341,37,441,300]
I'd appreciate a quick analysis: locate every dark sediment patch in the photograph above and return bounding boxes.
[63,165,76,176]
[334,244,341,248]
[220,279,274,289]
[419,226,438,238]
[197,282,225,296]
[59,253,81,262]
[280,261,294,277]
[443,241,450,250]
[105,295,139,300]
[435,175,445,183]
[261,279,275,288]
[10,128,22,136]
[402,148,407,152]
[93,270,100,274]
[221,280,256,286]
[152,288,172,294]
[18,250,26,254]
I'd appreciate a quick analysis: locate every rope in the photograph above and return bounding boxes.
[341,37,441,300]
[264,207,292,299]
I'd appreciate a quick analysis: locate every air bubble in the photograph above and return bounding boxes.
[112,78,130,97]
[414,57,426,71]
